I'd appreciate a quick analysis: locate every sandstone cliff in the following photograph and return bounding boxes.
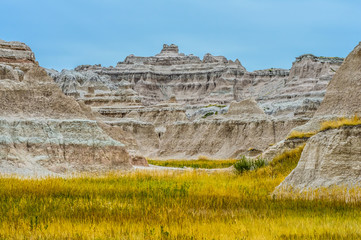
[0,39,131,176]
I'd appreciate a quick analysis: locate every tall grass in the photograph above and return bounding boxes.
[1,145,361,239]
[148,159,236,169]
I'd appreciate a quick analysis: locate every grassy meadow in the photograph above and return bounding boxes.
[1,145,361,239]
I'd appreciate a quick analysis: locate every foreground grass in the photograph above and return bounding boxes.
[148,159,236,169]
[1,147,361,239]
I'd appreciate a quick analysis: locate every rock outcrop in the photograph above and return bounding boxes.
[276,42,361,192]
[0,39,131,176]
[46,44,344,159]
[277,126,361,190]
[51,44,342,119]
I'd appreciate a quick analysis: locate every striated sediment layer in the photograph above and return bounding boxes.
[46,44,344,159]
[0,39,131,176]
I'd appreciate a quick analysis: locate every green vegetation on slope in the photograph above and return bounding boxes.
[1,144,361,239]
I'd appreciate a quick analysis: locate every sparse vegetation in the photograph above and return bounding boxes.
[148,158,236,169]
[320,114,361,131]
[287,115,361,140]
[202,112,214,118]
[204,104,226,108]
[287,130,317,139]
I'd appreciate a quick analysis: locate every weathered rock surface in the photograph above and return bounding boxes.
[276,42,361,192]
[51,46,342,118]
[0,39,132,176]
[46,44,343,159]
[277,126,361,190]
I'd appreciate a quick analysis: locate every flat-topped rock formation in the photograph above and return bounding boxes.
[276,42,361,192]
[0,39,36,67]
[0,39,131,176]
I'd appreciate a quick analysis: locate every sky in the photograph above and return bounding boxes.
[1,0,360,71]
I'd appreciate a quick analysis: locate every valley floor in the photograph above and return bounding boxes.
[1,161,361,239]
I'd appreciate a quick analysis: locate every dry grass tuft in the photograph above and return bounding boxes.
[320,114,361,131]
[287,130,317,139]
[286,114,361,140]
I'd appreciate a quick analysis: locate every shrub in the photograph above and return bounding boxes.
[234,156,267,174]
[234,156,253,173]
[254,158,267,168]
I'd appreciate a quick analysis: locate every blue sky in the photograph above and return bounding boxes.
[1,0,360,71]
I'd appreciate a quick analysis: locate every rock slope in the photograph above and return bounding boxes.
[0,39,131,176]
[276,42,361,191]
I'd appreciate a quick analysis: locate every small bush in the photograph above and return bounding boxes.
[234,156,253,173]
[254,158,266,168]
[234,156,267,174]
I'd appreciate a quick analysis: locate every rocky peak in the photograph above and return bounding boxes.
[159,44,179,54]
[203,53,228,64]
[295,54,344,64]
[0,39,36,67]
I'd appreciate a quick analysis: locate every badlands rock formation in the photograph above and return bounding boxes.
[157,100,306,159]
[0,39,131,176]
[276,42,361,190]
[47,44,343,159]
[51,45,343,118]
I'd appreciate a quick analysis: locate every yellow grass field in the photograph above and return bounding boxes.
[1,146,361,239]
[148,159,237,169]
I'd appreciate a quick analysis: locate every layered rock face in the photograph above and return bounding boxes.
[46,44,343,159]
[0,39,131,176]
[51,44,342,119]
[277,126,361,190]
[276,42,361,191]
[157,100,306,159]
